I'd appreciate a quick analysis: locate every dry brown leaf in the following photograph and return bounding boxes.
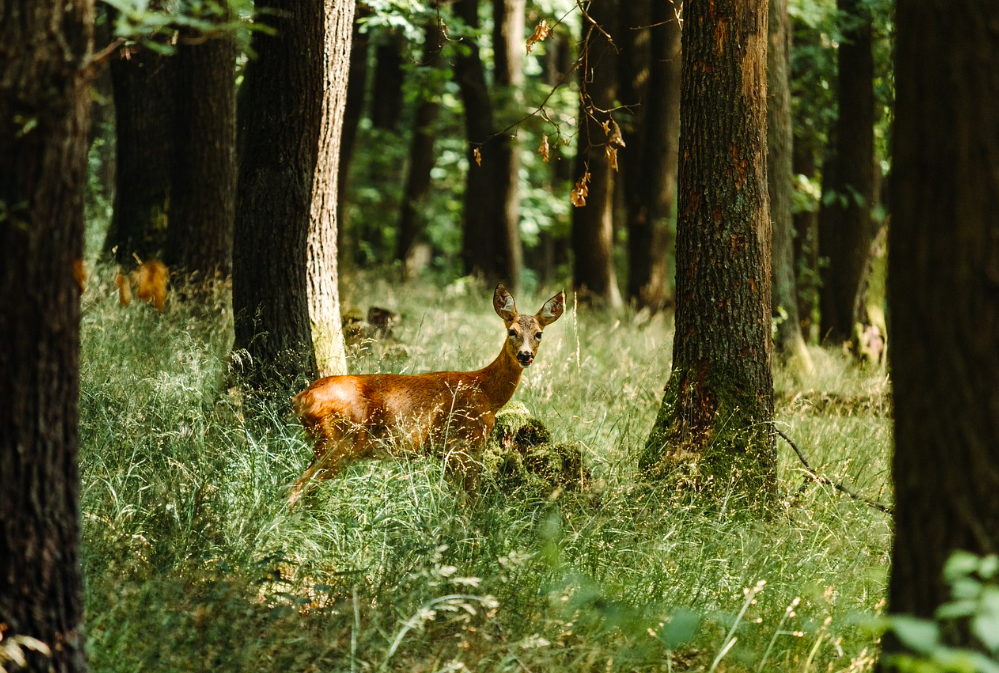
[526,19,550,55]
[605,145,618,171]
[473,147,482,166]
[604,119,625,147]
[570,171,591,207]
[538,134,550,163]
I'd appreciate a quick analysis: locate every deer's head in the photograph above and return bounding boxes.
[493,284,565,368]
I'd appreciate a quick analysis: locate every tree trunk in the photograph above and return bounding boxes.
[622,0,680,310]
[368,31,405,132]
[336,4,370,263]
[166,23,237,281]
[818,0,875,344]
[884,2,999,660]
[490,0,525,289]
[571,0,622,308]
[308,0,354,378]
[397,17,446,274]
[104,13,175,264]
[233,0,324,389]
[767,0,812,370]
[454,0,519,287]
[792,132,819,341]
[0,0,93,670]
[640,0,776,507]
[88,8,116,204]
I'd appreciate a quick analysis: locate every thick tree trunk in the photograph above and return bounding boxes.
[884,1,999,660]
[336,5,370,262]
[641,0,775,507]
[166,24,237,281]
[233,0,324,388]
[397,18,446,275]
[0,0,94,670]
[818,0,875,344]
[368,32,405,132]
[454,0,519,286]
[308,0,353,378]
[767,0,812,370]
[622,0,680,310]
[571,0,622,308]
[103,6,175,264]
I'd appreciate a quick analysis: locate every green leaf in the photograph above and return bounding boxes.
[658,609,700,650]
[973,586,999,652]
[890,616,939,655]
[945,551,982,584]
[980,556,999,580]
[936,599,977,620]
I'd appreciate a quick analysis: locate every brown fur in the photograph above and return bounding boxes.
[116,261,168,310]
[287,284,565,507]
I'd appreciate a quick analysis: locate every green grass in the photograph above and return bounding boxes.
[79,268,891,672]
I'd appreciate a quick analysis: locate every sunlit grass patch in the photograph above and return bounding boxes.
[79,270,890,672]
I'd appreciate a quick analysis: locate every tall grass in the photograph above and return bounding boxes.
[79,269,890,672]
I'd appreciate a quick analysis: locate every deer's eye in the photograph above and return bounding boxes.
[535,332,543,340]
[508,329,517,338]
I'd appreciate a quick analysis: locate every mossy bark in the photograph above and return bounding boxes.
[640,0,776,508]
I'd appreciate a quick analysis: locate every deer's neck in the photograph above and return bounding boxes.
[471,345,523,411]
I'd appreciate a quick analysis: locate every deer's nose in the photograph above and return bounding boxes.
[517,351,534,365]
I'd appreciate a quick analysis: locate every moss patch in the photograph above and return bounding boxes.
[482,404,589,496]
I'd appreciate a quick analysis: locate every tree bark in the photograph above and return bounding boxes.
[397,17,447,275]
[0,0,94,670]
[490,0,525,289]
[767,0,812,370]
[454,0,521,287]
[884,0,999,660]
[166,22,237,281]
[792,132,819,340]
[233,0,324,389]
[103,12,175,264]
[640,0,776,507]
[818,0,875,344]
[308,0,353,378]
[571,0,622,308]
[622,0,680,310]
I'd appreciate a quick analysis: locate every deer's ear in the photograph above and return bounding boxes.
[537,291,565,326]
[493,284,518,322]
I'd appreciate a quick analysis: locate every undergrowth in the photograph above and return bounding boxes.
[79,268,891,672]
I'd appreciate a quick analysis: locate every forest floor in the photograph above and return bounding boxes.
[78,269,891,672]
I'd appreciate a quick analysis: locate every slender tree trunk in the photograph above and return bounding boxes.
[641,0,775,507]
[792,133,818,341]
[571,0,622,308]
[166,23,237,281]
[623,0,680,310]
[397,17,446,275]
[818,0,875,344]
[0,0,94,670]
[454,0,518,286]
[884,1,999,662]
[233,0,324,388]
[89,8,116,204]
[768,0,812,370]
[104,34,175,264]
[336,4,370,262]
[490,0,525,289]
[308,0,354,378]
[368,32,405,132]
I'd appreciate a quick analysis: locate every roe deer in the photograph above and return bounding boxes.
[287,284,565,507]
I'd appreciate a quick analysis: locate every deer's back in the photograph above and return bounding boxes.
[293,370,491,442]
